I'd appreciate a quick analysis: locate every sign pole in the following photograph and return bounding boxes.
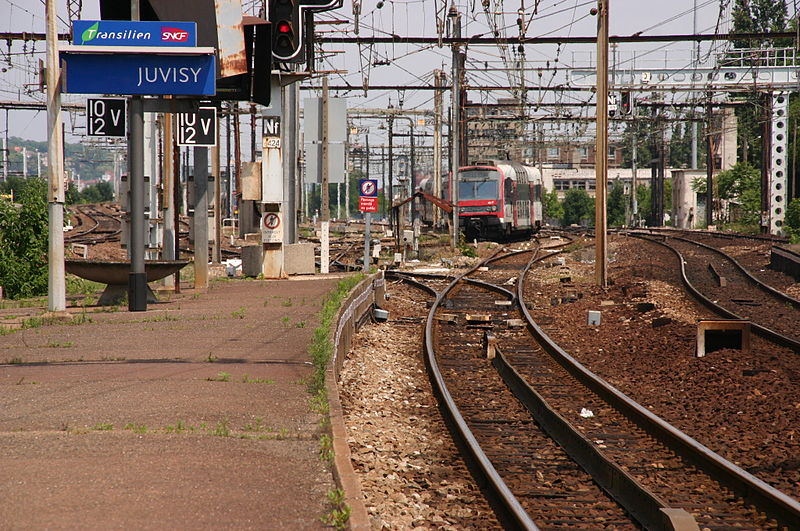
[45,0,65,313]
[363,212,371,273]
[212,116,222,265]
[126,0,148,311]
[128,94,147,311]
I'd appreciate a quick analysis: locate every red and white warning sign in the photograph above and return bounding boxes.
[261,212,283,243]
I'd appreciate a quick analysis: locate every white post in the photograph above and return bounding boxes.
[320,220,330,274]
[2,137,7,181]
[46,0,66,312]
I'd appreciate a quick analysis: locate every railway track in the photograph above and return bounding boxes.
[630,231,800,351]
[65,204,123,245]
[414,236,800,529]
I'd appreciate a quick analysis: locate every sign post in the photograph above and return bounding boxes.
[359,179,379,272]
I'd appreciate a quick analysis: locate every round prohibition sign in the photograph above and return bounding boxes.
[360,180,376,196]
[263,213,281,230]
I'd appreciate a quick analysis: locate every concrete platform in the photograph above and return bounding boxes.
[0,278,340,530]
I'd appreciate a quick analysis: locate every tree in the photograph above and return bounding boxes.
[607,180,627,227]
[78,181,114,204]
[542,188,563,224]
[562,188,594,226]
[786,198,800,242]
[669,122,691,168]
[636,184,651,221]
[620,121,653,170]
[0,178,49,299]
[716,161,762,225]
[731,0,790,49]
[730,0,790,165]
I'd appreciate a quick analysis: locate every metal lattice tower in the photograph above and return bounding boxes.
[66,0,82,22]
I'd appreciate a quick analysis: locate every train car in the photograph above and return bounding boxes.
[457,160,543,241]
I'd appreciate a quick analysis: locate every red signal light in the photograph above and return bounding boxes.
[277,21,292,33]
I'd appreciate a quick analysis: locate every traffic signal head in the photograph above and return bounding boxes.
[271,0,303,62]
[621,91,632,115]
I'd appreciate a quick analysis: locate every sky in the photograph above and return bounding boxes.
[0,0,794,145]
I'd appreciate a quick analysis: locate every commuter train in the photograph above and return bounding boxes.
[419,160,544,241]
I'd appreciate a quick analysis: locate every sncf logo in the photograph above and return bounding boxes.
[161,27,189,42]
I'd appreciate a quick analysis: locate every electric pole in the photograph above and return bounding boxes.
[321,77,330,221]
[46,0,65,312]
[449,5,462,250]
[594,0,609,288]
[706,91,713,227]
[433,69,444,228]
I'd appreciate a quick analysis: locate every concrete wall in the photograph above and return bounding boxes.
[671,170,705,229]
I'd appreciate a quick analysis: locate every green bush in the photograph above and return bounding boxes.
[786,197,800,243]
[0,178,49,299]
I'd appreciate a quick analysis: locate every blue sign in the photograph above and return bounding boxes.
[359,179,378,197]
[61,52,216,96]
[72,20,197,47]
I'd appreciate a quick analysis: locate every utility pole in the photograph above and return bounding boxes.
[409,120,416,224]
[320,77,331,274]
[225,103,232,218]
[45,0,65,313]
[594,0,609,288]
[433,69,444,228]
[282,82,298,244]
[631,122,638,224]
[250,103,257,163]
[233,103,242,236]
[387,114,394,232]
[706,91,713,227]
[212,114,221,264]
[2,136,7,181]
[321,77,330,221]
[163,111,175,264]
[691,0,699,170]
[449,5,462,250]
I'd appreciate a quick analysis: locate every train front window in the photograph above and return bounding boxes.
[458,170,499,201]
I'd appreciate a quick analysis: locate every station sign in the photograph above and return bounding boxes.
[61,52,216,96]
[177,106,217,146]
[72,20,197,47]
[87,98,126,137]
[358,179,379,212]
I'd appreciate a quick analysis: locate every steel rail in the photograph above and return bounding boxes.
[424,247,539,531]
[626,226,788,244]
[631,233,800,352]
[384,271,442,298]
[523,234,800,528]
[666,234,800,308]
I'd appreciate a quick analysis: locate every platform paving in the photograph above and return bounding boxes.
[0,277,341,530]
